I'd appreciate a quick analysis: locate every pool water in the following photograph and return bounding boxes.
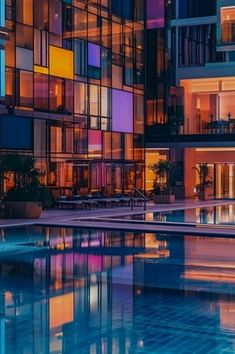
[1,226,235,353]
[107,203,235,226]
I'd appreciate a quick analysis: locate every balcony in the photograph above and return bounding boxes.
[181,115,235,135]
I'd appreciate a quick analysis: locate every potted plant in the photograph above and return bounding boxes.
[194,163,213,201]
[0,154,52,218]
[148,160,176,204]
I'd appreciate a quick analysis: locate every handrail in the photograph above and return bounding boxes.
[131,187,148,211]
[134,188,148,201]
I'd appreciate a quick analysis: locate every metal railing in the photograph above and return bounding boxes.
[131,187,148,211]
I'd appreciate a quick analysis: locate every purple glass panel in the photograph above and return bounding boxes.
[112,89,133,133]
[88,43,101,68]
[147,0,165,29]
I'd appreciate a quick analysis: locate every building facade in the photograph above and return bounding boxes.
[0,0,145,196]
[146,0,235,199]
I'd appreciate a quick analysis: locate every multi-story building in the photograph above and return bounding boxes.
[0,0,145,196]
[146,0,235,199]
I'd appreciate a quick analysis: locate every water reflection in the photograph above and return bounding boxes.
[117,203,235,226]
[1,227,235,353]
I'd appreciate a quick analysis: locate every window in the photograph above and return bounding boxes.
[88,130,102,158]
[74,81,87,115]
[20,70,33,107]
[112,90,133,133]
[50,77,63,112]
[49,0,62,35]
[49,46,74,79]
[221,7,235,44]
[74,127,87,155]
[112,132,122,159]
[103,131,111,159]
[34,0,48,30]
[89,85,100,116]
[16,24,33,49]
[16,0,33,26]
[34,73,49,110]
[125,134,133,160]
[74,8,87,40]
[1,116,32,150]
[74,39,87,76]
[50,126,62,153]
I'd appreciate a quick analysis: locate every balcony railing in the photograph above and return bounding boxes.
[180,116,235,135]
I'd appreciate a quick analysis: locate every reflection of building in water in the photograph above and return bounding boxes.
[220,299,235,332]
[0,227,145,354]
[183,236,235,284]
[133,233,181,289]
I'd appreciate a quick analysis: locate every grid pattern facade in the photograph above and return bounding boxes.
[1,0,145,195]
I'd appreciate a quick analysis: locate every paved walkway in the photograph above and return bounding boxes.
[0,199,235,237]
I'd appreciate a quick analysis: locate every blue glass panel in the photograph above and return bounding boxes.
[0,0,5,27]
[1,116,33,150]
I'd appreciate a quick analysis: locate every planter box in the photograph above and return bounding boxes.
[4,201,42,219]
[152,194,175,204]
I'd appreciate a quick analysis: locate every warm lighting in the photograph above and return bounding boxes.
[49,46,74,79]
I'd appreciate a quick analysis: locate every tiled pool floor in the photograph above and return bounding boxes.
[1,226,235,353]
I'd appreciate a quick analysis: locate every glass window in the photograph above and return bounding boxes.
[34,30,48,67]
[5,32,15,67]
[90,116,100,129]
[125,134,133,160]
[103,131,111,159]
[49,46,73,79]
[74,8,87,40]
[89,84,100,116]
[65,126,73,153]
[74,81,87,115]
[88,130,102,158]
[16,47,33,71]
[34,0,48,30]
[112,22,122,54]
[134,94,144,133]
[50,126,62,153]
[112,132,122,159]
[50,77,64,112]
[101,47,111,86]
[221,7,235,44]
[88,13,101,43]
[74,127,87,155]
[49,0,62,35]
[34,73,49,110]
[19,70,33,107]
[101,18,110,48]
[101,87,110,117]
[16,0,33,26]
[65,80,73,114]
[16,24,33,49]
[112,65,122,89]
[74,39,87,76]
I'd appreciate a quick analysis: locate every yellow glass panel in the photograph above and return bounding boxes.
[34,65,49,75]
[49,46,74,79]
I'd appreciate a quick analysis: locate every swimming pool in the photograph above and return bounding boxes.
[100,203,235,226]
[1,226,235,353]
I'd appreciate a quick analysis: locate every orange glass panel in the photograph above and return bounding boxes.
[50,293,74,328]
[49,46,74,79]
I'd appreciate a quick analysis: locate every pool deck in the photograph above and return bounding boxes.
[1,198,235,237]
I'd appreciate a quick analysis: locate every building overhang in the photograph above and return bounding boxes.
[0,26,9,45]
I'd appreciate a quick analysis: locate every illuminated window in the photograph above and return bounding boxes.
[221,7,235,44]
[16,0,33,26]
[49,46,73,79]
[50,77,63,112]
[34,73,49,110]
[19,70,33,107]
